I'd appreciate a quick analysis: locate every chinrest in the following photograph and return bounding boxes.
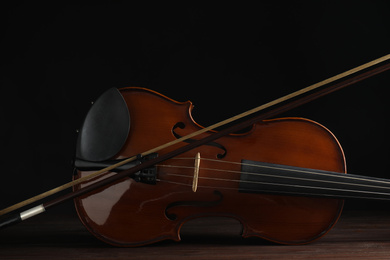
[75,88,130,162]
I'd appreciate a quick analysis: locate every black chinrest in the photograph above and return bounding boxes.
[76,88,130,162]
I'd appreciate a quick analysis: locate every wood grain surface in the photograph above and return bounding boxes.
[1,209,389,259]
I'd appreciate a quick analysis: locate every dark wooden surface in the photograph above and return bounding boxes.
[0,209,390,259]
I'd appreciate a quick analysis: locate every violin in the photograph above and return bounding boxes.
[74,86,348,247]
[1,55,390,247]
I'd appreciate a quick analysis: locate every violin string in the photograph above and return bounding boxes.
[159,166,390,195]
[160,157,390,186]
[156,167,390,199]
[2,55,389,219]
[156,156,390,198]
[158,165,390,192]
[156,178,390,201]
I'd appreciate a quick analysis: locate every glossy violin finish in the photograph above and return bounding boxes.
[73,87,346,247]
[1,55,390,246]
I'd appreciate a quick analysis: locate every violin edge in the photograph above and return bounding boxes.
[73,88,348,247]
[119,86,257,136]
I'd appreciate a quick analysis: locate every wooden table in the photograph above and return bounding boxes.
[1,209,389,259]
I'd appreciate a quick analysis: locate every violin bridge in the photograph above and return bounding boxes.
[192,152,201,192]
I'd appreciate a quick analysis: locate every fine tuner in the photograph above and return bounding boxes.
[0,54,390,247]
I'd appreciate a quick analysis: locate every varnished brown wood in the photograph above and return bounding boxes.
[74,87,346,247]
[2,54,390,218]
[4,53,390,244]
[1,210,389,259]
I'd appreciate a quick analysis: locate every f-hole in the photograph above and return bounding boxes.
[165,190,223,221]
[172,122,227,159]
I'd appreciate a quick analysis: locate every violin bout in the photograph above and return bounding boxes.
[74,87,346,246]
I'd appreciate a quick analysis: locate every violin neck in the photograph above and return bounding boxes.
[239,160,390,201]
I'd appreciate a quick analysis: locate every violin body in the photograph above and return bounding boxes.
[73,87,346,247]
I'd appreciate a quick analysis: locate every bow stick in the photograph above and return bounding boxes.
[1,54,390,228]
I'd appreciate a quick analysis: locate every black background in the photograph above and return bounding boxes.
[1,2,390,213]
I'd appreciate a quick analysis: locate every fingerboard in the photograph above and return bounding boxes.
[239,159,390,200]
